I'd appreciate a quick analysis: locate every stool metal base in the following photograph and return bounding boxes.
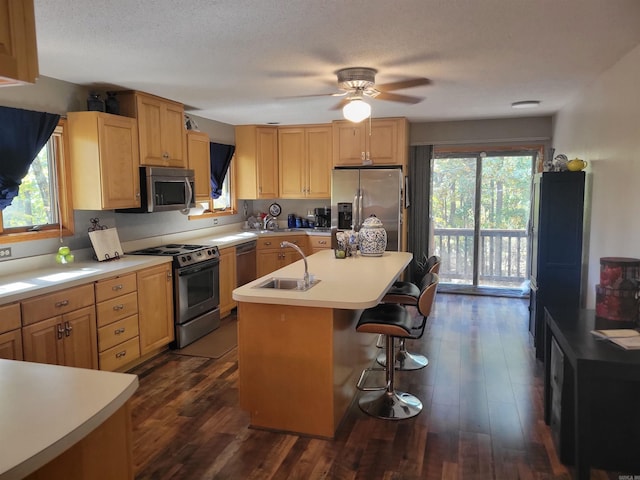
[377,349,429,371]
[358,390,423,420]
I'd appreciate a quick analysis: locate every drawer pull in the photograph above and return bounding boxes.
[264,241,272,246]
[112,284,124,291]
[64,321,72,337]
[114,327,126,335]
[113,304,125,311]
[115,350,127,359]
[318,240,327,245]
[55,300,69,308]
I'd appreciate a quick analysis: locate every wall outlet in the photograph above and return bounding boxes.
[213,218,218,225]
[0,247,12,259]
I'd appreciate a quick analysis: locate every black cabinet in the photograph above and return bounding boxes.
[549,336,574,464]
[530,172,585,359]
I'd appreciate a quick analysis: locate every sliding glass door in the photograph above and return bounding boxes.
[430,151,534,292]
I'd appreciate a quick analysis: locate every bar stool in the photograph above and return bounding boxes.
[377,272,439,370]
[355,303,422,420]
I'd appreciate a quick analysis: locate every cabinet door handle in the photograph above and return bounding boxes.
[55,300,69,308]
[64,321,72,337]
[167,272,172,279]
[162,152,169,159]
[114,327,126,335]
[113,304,124,311]
[112,284,123,291]
[57,323,64,339]
[115,350,127,359]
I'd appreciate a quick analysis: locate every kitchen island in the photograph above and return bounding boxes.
[0,359,138,480]
[232,249,412,438]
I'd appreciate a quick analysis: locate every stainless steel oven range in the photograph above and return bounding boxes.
[129,244,220,348]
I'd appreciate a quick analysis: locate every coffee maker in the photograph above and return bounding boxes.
[314,207,331,229]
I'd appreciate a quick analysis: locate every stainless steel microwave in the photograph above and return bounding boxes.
[118,166,196,213]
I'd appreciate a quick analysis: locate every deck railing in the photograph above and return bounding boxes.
[433,228,529,287]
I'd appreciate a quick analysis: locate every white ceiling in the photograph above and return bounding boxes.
[33,0,640,126]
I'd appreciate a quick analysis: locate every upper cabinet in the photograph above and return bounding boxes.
[235,125,278,199]
[118,91,187,168]
[186,130,211,203]
[332,117,408,167]
[0,0,38,86]
[278,125,332,199]
[67,111,141,210]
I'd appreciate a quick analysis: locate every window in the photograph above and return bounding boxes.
[192,155,236,220]
[0,120,74,242]
[212,159,233,211]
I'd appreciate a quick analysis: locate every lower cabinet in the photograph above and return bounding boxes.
[0,302,22,360]
[219,246,237,318]
[137,263,174,355]
[308,235,330,254]
[257,235,308,277]
[549,336,574,464]
[22,306,98,369]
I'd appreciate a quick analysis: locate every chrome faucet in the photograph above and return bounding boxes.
[280,241,309,288]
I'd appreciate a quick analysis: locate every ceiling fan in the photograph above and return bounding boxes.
[324,67,431,122]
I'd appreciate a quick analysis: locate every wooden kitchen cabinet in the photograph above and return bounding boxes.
[95,273,141,371]
[0,0,38,86]
[219,246,237,318]
[137,263,174,356]
[235,125,279,199]
[22,305,98,369]
[278,125,332,199]
[308,235,331,254]
[0,302,22,360]
[257,235,308,277]
[118,91,187,168]
[67,111,141,210]
[332,117,408,167]
[186,130,212,204]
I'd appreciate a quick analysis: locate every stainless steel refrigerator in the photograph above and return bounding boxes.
[331,167,403,251]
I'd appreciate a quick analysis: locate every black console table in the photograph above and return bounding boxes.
[544,307,640,480]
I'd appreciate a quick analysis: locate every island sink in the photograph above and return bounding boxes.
[254,277,320,291]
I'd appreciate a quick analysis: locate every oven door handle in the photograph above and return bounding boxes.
[177,259,219,276]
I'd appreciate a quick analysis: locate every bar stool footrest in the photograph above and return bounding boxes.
[356,366,389,392]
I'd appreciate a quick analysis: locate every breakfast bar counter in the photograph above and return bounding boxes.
[232,250,412,437]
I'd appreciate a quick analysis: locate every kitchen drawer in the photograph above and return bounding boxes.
[21,284,95,326]
[99,336,141,371]
[96,291,138,327]
[0,303,21,333]
[257,235,307,251]
[98,314,139,352]
[309,236,330,250]
[95,273,137,303]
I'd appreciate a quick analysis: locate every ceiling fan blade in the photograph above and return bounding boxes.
[276,91,346,100]
[330,98,350,111]
[375,91,425,104]
[376,78,431,92]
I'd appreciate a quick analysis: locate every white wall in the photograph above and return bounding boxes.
[553,44,640,307]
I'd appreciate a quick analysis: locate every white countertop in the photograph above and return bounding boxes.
[233,250,412,309]
[0,256,172,306]
[0,359,138,480]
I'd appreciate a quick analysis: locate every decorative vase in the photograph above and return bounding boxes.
[358,215,387,257]
[87,93,105,112]
[105,91,120,115]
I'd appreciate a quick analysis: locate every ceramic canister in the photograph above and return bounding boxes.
[358,214,387,256]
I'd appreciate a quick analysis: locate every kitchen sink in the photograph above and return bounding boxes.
[254,277,320,291]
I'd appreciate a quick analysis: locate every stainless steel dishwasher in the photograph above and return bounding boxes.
[236,240,257,287]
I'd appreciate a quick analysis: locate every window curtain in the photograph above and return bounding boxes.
[209,142,235,199]
[407,145,433,283]
[0,106,60,210]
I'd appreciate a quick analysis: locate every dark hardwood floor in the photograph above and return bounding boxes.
[129,294,619,479]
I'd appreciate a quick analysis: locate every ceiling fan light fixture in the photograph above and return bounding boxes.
[343,99,371,123]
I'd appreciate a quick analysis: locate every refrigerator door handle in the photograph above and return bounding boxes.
[353,191,359,229]
[358,190,364,229]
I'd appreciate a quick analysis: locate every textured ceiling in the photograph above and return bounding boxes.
[33,0,640,126]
